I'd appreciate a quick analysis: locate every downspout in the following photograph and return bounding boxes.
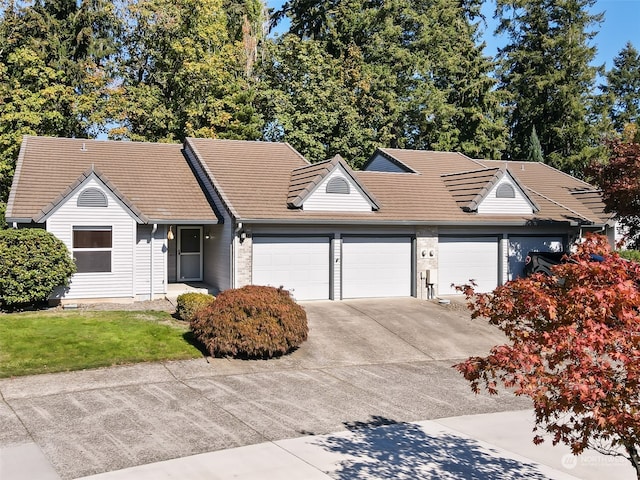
[232,222,243,288]
[150,224,157,300]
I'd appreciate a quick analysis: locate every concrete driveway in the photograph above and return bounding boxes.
[0,298,531,479]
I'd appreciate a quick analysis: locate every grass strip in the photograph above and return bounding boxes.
[0,310,202,377]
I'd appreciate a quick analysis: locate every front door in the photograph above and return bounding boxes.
[177,227,203,281]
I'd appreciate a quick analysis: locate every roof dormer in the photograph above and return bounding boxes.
[442,168,538,215]
[287,155,379,212]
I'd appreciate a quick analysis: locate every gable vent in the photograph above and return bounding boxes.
[78,188,108,207]
[326,177,350,194]
[496,183,516,199]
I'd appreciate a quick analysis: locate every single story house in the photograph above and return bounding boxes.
[6,136,614,302]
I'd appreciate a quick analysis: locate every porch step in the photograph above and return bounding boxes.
[165,282,216,307]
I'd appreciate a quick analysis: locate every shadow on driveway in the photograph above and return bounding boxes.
[316,416,552,480]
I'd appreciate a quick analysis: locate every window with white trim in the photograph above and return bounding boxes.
[73,226,112,273]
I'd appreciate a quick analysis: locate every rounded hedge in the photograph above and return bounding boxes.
[190,285,308,358]
[176,292,215,322]
[0,228,76,308]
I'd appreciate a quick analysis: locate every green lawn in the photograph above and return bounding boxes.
[0,310,203,378]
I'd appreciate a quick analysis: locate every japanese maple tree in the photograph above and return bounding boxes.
[456,234,640,478]
[590,138,640,248]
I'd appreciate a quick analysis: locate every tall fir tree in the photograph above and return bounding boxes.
[601,42,640,133]
[525,125,544,162]
[496,0,604,174]
[265,0,506,167]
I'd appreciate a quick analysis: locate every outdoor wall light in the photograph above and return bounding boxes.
[167,225,174,241]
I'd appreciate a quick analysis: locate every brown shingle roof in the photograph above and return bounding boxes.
[6,136,219,223]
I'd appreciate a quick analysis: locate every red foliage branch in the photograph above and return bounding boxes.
[589,139,640,248]
[456,234,640,477]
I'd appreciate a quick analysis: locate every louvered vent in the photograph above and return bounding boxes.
[326,177,350,194]
[496,183,516,198]
[77,188,108,207]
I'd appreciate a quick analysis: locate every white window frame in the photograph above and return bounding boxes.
[72,226,113,274]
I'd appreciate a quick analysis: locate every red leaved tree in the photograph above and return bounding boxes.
[589,139,640,248]
[455,234,640,478]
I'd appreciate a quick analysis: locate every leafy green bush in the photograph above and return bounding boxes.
[176,292,215,321]
[0,228,76,308]
[617,249,640,263]
[190,285,308,358]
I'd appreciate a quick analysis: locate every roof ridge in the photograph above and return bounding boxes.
[441,166,501,178]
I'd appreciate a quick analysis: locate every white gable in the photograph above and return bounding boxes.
[303,168,373,212]
[47,177,137,299]
[477,175,534,215]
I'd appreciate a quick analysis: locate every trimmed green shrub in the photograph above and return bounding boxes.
[0,228,76,308]
[617,249,640,263]
[176,292,215,321]
[190,285,308,358]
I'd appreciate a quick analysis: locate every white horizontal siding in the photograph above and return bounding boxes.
[365,154,407,173]
[304,169,372,212]
[478,176,533,215]
[47,178,136,299]
[135,225,167,298]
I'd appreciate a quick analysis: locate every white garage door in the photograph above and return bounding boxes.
[342,237,412,298]
[508,236,563,280]
[252,237,330,300]
[438,237,499,295]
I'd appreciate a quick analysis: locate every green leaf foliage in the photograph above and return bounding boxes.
[176,292,216,322]
[112,0,265,142]
[0,228,76,308]
[190,285,308,358]
[0,0,120,200]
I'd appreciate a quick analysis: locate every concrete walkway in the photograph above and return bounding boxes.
[0,299,634,479]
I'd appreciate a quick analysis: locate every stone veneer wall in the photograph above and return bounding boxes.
[234,227,253,288]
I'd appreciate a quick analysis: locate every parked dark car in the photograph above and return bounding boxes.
[524,252,566,277]
[524,251,605,277]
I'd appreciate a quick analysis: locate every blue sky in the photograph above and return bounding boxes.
[268,0,640,71]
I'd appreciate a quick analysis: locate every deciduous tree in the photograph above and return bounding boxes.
[113,0,265,142]
[456,234,640,478]
[589,139,640,248]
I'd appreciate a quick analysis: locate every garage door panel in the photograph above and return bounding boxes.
[438,237,498,295]
[252,237,330,300]
[508,236,563,280]
[342,237,411,298]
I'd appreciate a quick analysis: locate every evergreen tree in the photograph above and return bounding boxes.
[266,0,506,167]
[496,0,604,174]
[526,126,544,162]
[601,42,640,133]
